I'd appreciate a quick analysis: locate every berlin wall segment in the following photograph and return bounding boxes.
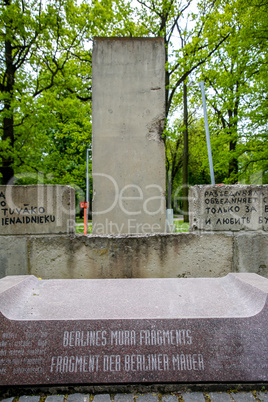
[92,38,166,235]
[0,274,267,385]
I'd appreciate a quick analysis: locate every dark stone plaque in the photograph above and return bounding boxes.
[0,274,267,385]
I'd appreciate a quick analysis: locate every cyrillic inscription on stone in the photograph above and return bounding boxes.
[189,185,268,231]
[0,274,267,385]
[0,185,75,235]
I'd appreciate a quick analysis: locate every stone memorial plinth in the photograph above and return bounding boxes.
[92,38,166,234]
[0,185,75,235]
[0,273,267,385]
[189,184,268,232]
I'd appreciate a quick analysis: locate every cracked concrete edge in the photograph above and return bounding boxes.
[0,231,268,279]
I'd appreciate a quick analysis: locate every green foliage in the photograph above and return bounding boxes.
[197,0,268,184]
[0,0,267,198]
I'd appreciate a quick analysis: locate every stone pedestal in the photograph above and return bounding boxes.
[0,273,267,385]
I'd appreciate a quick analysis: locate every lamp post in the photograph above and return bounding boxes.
[199,81,215,185]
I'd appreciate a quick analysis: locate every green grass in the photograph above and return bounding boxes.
[75,222,92,234]
[75,218,189,234]
[76,218,84,224]
[173,220,189,233]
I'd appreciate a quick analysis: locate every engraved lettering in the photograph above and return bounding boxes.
[172,353,204,371]
[124,354,169,372]
[50,355,99,373]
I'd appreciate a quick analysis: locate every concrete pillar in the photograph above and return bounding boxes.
[92,38,166,234]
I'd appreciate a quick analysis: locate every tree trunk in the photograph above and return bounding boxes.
[167,170,172,209]
[228,106,239,183]
[1,111,14,184]
[164,38,169,120]
[1,2,15,184]
[229,139,238,183]
[182,82,189,222]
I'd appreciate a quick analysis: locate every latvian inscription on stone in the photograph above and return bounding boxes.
[0,274,267,385]
[189,184,268,231]
[0,185,75,235]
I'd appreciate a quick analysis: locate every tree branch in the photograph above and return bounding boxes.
[167,33,231,114]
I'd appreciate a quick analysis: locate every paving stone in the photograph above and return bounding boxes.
[19,397,40,402]
[45,396,65,402]
[92,395,111,402]
[230,393,256,401]
[257,392,268,402]
[66,394,90,402]
[1,399,15,402]
[162,396,178,402]
[114,394,134,402]
[136,394,159,402]
[208,393,232,401]
[181,393,205,402]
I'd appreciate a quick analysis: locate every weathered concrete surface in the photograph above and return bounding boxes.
[27,236,73,279]
[234,232,268,276]
[0,185,75,235]
[26,233,233,279]
[189,185,268,232]
[1,232,268,279]
[0,236,28,277]
[92,38,166,234]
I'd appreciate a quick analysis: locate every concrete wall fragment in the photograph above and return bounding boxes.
[189,185,268,232]
[92,38,166,234]
[0,185,75,235]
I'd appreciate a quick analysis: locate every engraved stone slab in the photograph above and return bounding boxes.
[189,185,268,231]
[0,185,75,235]
[0,274,267,385]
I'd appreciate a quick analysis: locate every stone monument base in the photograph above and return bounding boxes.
[0,273,267,385]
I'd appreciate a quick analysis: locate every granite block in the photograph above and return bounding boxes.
[92,395,111,402]
[207,393,232,401]
[162,396,178,402]
[1,399,15,402]
[19,397,40,402]
[257,392,268,401]
[136,394,159,402]
[230,392,256,401]
[181,393,205,401]
[66,394,90,402]
[0,273,267,386]
[114,394,134,402]
[45,396,65,402]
